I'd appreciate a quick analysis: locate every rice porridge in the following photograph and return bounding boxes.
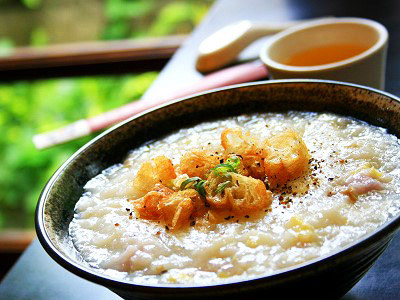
[69,112,400,284]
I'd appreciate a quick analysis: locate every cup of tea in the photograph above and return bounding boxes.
[259,18,388,89]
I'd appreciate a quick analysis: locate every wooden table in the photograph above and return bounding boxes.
[1,0,399,298]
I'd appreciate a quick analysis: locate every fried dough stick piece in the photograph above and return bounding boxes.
[221,128,266,179]
[263,129,310,188]
[132,184,174,220]
[179,150,222,179]
[132,156,177,199]
[206,172,272,216]
[159,190,203,230]
[221,128,310,187]
[132,187,206,230]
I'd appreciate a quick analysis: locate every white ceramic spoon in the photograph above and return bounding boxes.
[196,17,334,73]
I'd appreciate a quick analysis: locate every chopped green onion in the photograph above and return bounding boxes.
[212,163,235,175]
[180,177,202,190]
[211,156,240,176]
[181,156,240,198]
[226,156,240,169]
[194,180,207,198]
[180,177,207,198]
[215,181,230,194]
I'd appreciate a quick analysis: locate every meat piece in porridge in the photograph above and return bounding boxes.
[342,165,391,201]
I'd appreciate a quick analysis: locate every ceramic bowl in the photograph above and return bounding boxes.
[36,80,400,300]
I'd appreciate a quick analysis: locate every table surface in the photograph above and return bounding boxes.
[1,0,400,299]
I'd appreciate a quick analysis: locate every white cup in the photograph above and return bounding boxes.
[260,18,388,90]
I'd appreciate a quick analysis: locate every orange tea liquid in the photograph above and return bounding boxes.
[285,44,369,66]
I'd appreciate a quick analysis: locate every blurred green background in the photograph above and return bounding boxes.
[0,0,212,229]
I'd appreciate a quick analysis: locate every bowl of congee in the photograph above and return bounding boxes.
[36,80,400,300]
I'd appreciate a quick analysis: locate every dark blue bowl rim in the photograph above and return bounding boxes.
[35,79,400,291]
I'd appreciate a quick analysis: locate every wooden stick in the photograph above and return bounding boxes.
[0,230,36,252]
[0,35,186,71]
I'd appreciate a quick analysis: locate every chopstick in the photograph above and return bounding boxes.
[32,60,269,149]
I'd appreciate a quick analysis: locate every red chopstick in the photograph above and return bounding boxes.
[33,60,268,149]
